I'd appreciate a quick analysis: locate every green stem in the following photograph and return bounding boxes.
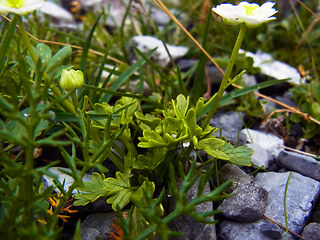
[70,90,79,110]
[201,23,247,129]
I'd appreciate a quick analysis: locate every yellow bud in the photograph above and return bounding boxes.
[59,69,84,91]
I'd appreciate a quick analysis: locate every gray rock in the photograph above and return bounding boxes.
[169,178,217,240]
[254,172,320,239]
[81,212,117,240]
[301,222,320,240]
[206,65,224,85]
[260,222,283,239]
[42,167,92,194]
[218,220,271,240]
[241,128,284,158]
[130,35,189,67]
[210,111,246,145]
[262,99,277,115]
[218,182,268,222]
[247,143,273,168]
[242,74,257,87]
[150,7,171,25]
[80,227,101,240]
[219,163,253,192]
[275,91,296,109]
[218,172,320,239]
[276,151,320,181]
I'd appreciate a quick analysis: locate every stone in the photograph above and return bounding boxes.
[260,222,283,239]
[80,227,101,240]
[218,172,320,239]
[262,99,277,115]
[301,222,320,240]
[219,163,253,192]
[241,128,284,158]
[242,74,257,87]
[218,182,268,222]
[275,91,296,109]
[218,220,271,240]
[169,178,217,240]
[210,111,246,145]
[276,151,320,181]
[130,35,189,67]
[150,7,171,26]
[81,212,116,240]
[254,172,320,239]
[240,50,303,85]
[247,143,273,168]
[42,167,92,194]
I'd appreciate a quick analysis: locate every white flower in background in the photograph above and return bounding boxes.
[212,1,278,28]
[0,0,45,15]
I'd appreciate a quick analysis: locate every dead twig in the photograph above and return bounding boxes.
[263,215,305,240]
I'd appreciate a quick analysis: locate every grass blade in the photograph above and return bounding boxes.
[103,49,157,103]
[0,16,17,74]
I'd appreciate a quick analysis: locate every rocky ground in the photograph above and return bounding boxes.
[38,1,320,239]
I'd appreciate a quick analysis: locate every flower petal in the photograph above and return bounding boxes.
[0,0,44,15]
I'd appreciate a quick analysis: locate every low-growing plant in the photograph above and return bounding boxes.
[1,0,320,239]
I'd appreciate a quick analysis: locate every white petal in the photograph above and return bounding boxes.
[0,0,44,15]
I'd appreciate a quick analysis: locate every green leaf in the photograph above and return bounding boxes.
[130,181,158,240]
[34,43,52,70]
[135,112,162,130]
[185,108,202,136]
[220,143,253,166]
[174,94,189,118]
[133,148,167,170]
[118,97,138,124]
[196,137,229,160]
[138,130,166,148]
[73,172,109,206]
[46,46,72,74]
[104,172,132,210]
[131,180,155,204]
[311,102,320,119]
[0,16,17,74]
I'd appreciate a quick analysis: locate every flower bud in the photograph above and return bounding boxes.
[59,69,84,91]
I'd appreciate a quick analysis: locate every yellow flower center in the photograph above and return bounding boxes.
[2,0,26,8]
[243,4,258,16]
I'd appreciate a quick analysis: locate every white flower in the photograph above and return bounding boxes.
[0,0,45,15]
[212,1,277,28]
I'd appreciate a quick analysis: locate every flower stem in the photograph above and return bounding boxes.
[201,23,247,129]
[70,90,79,110]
